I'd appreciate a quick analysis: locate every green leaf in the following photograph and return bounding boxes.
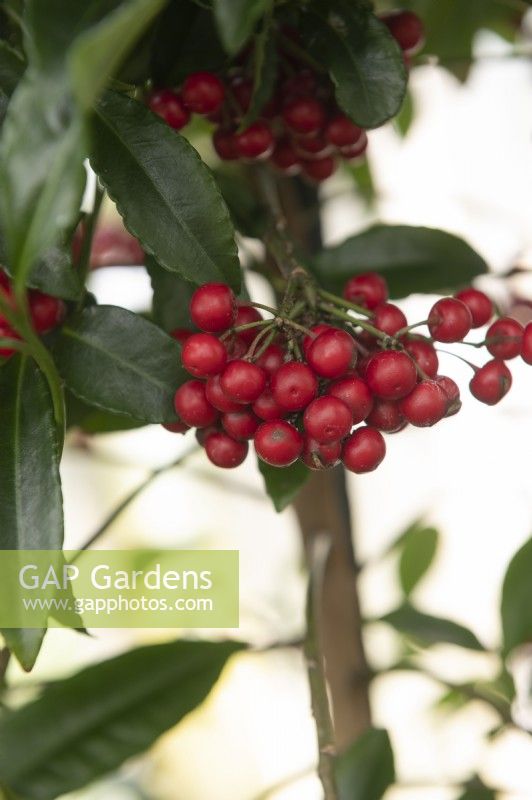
[0,40,25,96]
[335,728,395,800]
[394,88,415,137]
[380,604,484,651]
[53,305,187,423]
[0,640,243,800]
[65,391,146,435]
[240,17,277,128]
[28,244,83,301]
[456,782,496,800]
[0,357,64,670]
[146,255,197,333]
[344,157,376,208]
[501,536,532,654]
[398,524,439,597]
[91,91,240,290]
[301,5,407,129]
[312,225,488,299]
[214,166,267,239]
[68,0,166,111]
[214,0,267,54]
[258,459,310,513]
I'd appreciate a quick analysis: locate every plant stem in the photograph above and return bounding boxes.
[317,288,372,318]
[75,446,198,556]
[304,534,339,800]
[318,301,394,343]
[76,184,104,306]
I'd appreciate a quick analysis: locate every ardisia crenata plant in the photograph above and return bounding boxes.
[1,2,532,800]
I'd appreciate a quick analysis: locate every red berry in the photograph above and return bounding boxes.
[399,380,448,427]
[190,283,237,333]
[252,387,286,421]
[221,359,267,403]
[522,322,532,365]
[404,338,439,378]
[254,420,303,466]
[307,328,356,379]
[222,409,260,441]
[294,135,331,159]
[226,334,248,360]
[435,375,461,417]
[162,419,190,434]
[182,333,227,378]
[234,121,274,160]
[174,380,218,427]
[381,10,425,55]
[230,76,253,114]
[340,133,368,160]
[280,70,317,102]
[271,139,300,175]
[205,374,242,412]
[327,375,373,424]
[271,362,318,412]
[234,304,263,346]
[428,298,472,343]
[486,317,524,360]
[325,115,364,148]
[301,156,336,182]
[301,437,342,470]
[303,395,352,444]
[365,350,417,400]
[147,89,190,130]
[470,359,512,405]
[343,272,388,310]
[372,303,407,336]
[255,343,285,376]
[455,288,493,328]
[302,323,334,359]
[366,398,406,433]
[342,427,386,473]
[195,424,219,447]
[213,128,238,161]
[0,319,20,358]
[171,327,193,345]
[182,71,225,115]
[205,431,248,468]
[29,291,65,334]
[283,98,326,135]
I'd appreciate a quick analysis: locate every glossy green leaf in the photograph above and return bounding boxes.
[381,604,484,651]
[258,459,310,513]
[146,255,197,333]
[0,640,243,800]
[398,524,439,597]
[54,305,187,423]
[28,244,83,301]
[301,5,407,129]
[214,0,267,54]
[335,728,395,800]
[69,0,166,110]
[501,536,532,654]
[0,41,25,96]
[214,167,266,239]
[91,91,240,290]
[65,391,146,434]
[0,357,64,671]
[313,225,488,299]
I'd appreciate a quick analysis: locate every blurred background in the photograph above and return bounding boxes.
[7,16,532,800]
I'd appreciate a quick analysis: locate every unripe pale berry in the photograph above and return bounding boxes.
[307,328,356,379]
[455,288,493,328]
[469,359,512,405]
[486,317,524,360]
[342,427,386,473]
[271,362,318,412]
[182,333,227,378]
[190,283,237,333]
[303,396,353,444]
[428,298,472,343]
[343,272,388,310]
[254,420,303,467]
[205,431,248,468]
[221,359,267,403]
[399,380,448,427]
[365,350,417,400]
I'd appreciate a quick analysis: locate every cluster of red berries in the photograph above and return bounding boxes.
[147,10,424,182]
[167,275,532,473]
[0,270,65,358]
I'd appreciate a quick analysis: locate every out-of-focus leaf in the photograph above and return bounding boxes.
[240,15,277,128]
[335,728,395,800]
[214,0,268,55]
[380,604,484,651]
[398,524,439,597]
[394,88,415,136]
[501,536,532,654]
[146,255,197,333]
[214,166,267,239]
[258,459,310,512]
[0,40,25,96]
